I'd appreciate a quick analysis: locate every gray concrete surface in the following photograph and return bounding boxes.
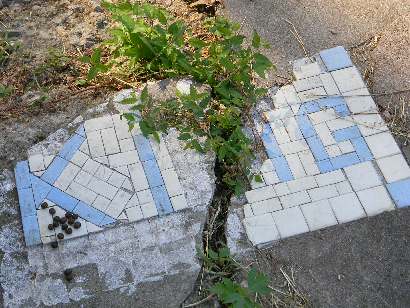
[0,82,215,307]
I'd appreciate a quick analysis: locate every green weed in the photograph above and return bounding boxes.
[84,1,274,194]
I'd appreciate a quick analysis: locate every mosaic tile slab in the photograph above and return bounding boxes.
[243,46,410,247]
[15,115,188,246]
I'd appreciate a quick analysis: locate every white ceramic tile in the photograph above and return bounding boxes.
[365,132,400,159]
[243,214,280,245]
[357,186,395,216]
[279,190,311,208]
[344,161,382,191]
[329,193,366,223]
[170,195,189,211]
[272,207,309,238]
[376,154,410,183]
[251,198,282,215]
[301,199,338,231]
[245,186,276,203]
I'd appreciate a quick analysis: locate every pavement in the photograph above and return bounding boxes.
[224,0,410,306]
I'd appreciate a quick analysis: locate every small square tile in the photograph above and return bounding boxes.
[170,195,189,211]
[70,151,88,167]
[140,202,158,218]
[272,207,309,238]
[126,206,144,222]
[357,186,394,216]
[376,154,410,183]
[338,141,354,153]
[331,67,365,93]
[28,154,46,172]
[262,171,279,185]
[137,189,154,204]
[386,178,410,208]
[301,200,338,231]
[243,213,280,246]
[119,138,135,152]
[320,46,353,71]
[329,193,366,223]
[365,132,400,159]
[308,184,338,202]
[344,161,381,191]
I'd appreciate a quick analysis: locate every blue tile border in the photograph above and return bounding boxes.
[261,124,294,181]
[151,185,174,216]
[58,133,85,160]
[41,156,69,184]
[142,159,164,188]
[134,134,155,161]
[30,175,52,209]
[17,188,36,218]
[386,178,410,208]
[21,215,41,246]
[15,161,31,189]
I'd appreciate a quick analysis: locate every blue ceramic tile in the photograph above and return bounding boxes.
[30,175,52,208]
[47,188,78,212]
[41,156,69,184]
[76,124,86,137]
[351,137,373,161]
[306,135,328,161]
[317,97,345,109]
[330,152,360,169]
[333,104,351,117]
[296,115,316,138]
[15,161,31,189]
[317,159,333,173]
[142,159,164,188]
[261,124,282,158]
[58,133,85,160]
[387,178,410,208]
[271,156,294,182]
[333,126,361,142]
[17,188,36,217]
[22,215,41,246]
[99,215,116,226]
[151,185,173,216]
[298,101,320,115]
[73,201,107,225]
[319,46,353,71]
[134,134,155,161]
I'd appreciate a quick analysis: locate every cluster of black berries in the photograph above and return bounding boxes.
[41,202,82,249]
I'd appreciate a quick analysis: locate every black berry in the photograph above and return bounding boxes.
[60,217,67,224]
[53,221,59,228]
[51,241,58,248]
[41,202,48,209]
[57,233,64,240]
[65,212,72,219]
[53,216,60,222]
[65,228,73,234]
[73,221,81,229]
[68,218,75,225]
[72,213,79,220]
[65,273,74,282]
[49,208,56,215]
[64,269,72,276]
[61,223,68,230]
[48,224,54,230]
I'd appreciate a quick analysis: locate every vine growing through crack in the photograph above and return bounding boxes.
[82,1,276,306]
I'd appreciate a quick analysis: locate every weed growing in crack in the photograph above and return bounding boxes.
[83,0,273,194]
[83,1,275,306]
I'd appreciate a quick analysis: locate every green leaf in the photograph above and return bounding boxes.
[254,174,263,183]
[91,48,102,64]
[253,53,272,78]
[87,66,99,80]
[75,79,87,86]
[140,86,149,103]
[247,268,270,295]
[251,30,261,48]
